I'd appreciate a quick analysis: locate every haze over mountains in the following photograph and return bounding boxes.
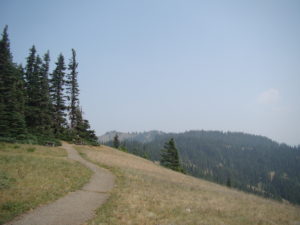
[99,130,300,205]
[99,130,164,143]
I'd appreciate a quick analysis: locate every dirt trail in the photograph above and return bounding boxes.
[6,143,115,225]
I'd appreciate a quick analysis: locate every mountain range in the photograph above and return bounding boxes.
[99,130,300,205]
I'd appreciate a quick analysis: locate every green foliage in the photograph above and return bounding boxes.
[113,134,120,149]
[37,51,53,135]
[67,49,80,129]
[160,138,183,172]
[0,201,25,224]
[0,26,27,138]
[0,25,97,146]
[119,145,128,152]
[50,54,67,136]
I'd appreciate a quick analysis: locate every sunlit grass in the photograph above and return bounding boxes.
[0,142,92,224]
[77,145,300,225]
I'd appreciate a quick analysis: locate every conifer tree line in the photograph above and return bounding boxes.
[0,26,98,145]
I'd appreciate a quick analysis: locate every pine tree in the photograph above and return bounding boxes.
[72,106,98,144]
[38,51,53,134]
[160,138,183,172]
[16,64,26,112]
[50,54,67,136]
[15,64,26,131]
[67,49,79,129]
[0,26,97,144]
[66,49,98,144]
[226,177,232,188]
[0,25,26,138]
[113,134,120,149]
[24,48,42,133]
[24,47,55,136]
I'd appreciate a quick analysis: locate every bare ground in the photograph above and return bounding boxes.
[5,143,115,225]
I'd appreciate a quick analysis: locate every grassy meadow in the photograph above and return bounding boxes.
[77,145,300,225]
[0,142,92,224]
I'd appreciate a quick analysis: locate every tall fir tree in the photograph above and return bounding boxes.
[50,54,67,136]
[160,138,183,172]
[25,48,43,133]
[0,25,26,138]
[15,64,26,130]
[24,47,55,136]
[0,26,97,144]
[67,49,79,129]
[38,51,53,135]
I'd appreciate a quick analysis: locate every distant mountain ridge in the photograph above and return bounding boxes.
[100,130,300,205]
[99,130,165,143]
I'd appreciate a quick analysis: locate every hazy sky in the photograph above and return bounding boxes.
[1,0,299,145]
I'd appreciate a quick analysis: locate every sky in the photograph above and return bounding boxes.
[1,0,299,145]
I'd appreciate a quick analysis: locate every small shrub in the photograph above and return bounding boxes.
[119,146,128,152]
[13,145,20,149]
[26,147,36,152]
[1,201,25,213]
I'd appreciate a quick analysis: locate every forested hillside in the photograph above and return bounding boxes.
[0,26,98,145]
[101,130,300,204]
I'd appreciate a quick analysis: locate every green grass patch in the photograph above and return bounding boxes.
[0,142,67,157]
[26,147,36,152]
[0,171,15,190]
[0,143,92,224]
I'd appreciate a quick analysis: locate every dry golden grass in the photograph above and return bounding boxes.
[77,145,300,225]
[0,142,92,224]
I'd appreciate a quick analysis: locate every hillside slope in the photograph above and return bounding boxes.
[101,130,300,204]
[77,145,300,225]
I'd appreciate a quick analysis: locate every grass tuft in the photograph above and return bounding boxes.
[0,171,15,190]
[26,147,35,152]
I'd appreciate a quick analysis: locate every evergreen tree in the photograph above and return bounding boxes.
[24,46,36,122]
[24,47,42,132]
[16,64,26,117]
[67,49,79,129]
[227,177,232,188]
[0,25,26,138]
[72,106,98,144]
[50,54,67,136]
[113,134,120,149]
[24,46,36,85]
[0,26,97,145]
[160,138,183,172]
[38,51,53,134]
[24,47,54,136]
[15,64,26,132]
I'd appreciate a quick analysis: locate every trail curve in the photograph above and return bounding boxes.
[6,143,114,225]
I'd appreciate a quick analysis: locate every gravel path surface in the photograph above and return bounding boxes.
[6,143,115,225]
